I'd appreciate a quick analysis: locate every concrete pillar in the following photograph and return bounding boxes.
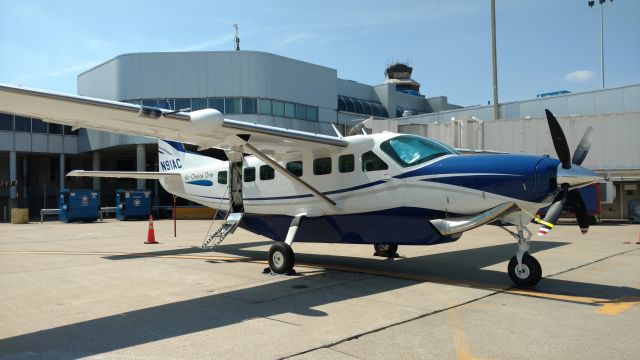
[59,153,65,191]
[92,151,101,190]
[136,144,146,189]
[9,151,17,209]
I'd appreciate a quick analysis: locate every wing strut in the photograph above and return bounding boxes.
[242,142,337,207]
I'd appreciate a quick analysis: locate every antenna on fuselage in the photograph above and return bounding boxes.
[234,24,240,51]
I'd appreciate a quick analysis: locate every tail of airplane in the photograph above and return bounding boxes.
[158,139,222,172]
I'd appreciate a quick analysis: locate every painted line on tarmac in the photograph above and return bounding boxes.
[2,250,636,314]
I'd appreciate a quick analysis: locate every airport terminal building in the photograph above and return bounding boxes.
[0,50,638,221]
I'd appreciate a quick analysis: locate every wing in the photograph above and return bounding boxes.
[0,84,348,157]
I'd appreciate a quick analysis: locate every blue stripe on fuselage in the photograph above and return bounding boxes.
[396,154,557,202]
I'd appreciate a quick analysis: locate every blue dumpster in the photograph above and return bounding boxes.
[59,189,100,223]
[116,189,152,220]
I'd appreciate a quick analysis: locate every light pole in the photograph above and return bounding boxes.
[491,0,499,120]
[588,0,613,89]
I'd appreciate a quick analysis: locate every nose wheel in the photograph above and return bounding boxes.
[500,223,542,287]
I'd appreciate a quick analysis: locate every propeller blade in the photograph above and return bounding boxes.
[538,188,567,236]
[572,126,594,166]
[545,109,571,169]
[568,189,590,234]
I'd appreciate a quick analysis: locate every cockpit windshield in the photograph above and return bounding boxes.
[380,135,458,167]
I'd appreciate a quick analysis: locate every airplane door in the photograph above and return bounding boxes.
[230,161,243,212]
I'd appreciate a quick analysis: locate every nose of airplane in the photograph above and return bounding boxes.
[556,164,599,188]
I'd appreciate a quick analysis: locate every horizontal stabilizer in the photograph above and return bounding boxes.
[67,170,181,180]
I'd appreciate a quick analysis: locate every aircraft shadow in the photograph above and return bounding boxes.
[1,241,638,358]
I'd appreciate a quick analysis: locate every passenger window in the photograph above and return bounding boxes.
[218,171,228,184]
[313,157,332,175]
[260,165,275,180]
[339,154,354,173]
[362,151,388,172]
[243,167,255,182]
[286,161,303,177]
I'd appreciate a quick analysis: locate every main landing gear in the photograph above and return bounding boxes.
[501,224,542,287]
[267,215,303,274]
[373,244,398,258]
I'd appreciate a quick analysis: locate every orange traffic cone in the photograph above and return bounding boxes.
[636,230,640,245]
[145,215,158,244]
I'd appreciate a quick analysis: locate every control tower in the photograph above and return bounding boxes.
[384,63,424,98]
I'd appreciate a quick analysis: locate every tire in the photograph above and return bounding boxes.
[374,244,398,258]
[268,242,295,274]
[508,253,542,287]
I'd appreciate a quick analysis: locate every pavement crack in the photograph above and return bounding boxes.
[545,247,639,279]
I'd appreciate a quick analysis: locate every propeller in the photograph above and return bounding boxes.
[538,110,595,236]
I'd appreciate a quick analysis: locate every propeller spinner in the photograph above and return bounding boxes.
[538,110,598,236]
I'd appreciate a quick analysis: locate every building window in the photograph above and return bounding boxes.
[175,98,191,111]
[258,99,272,115]
[307,106,318,121]
[14,116,31,132]
[286,161,303,177]
[259,165,275,180]
[339,154,355,173]
[32,118,47,133]
[48,123,63,135]
[0,113,13,131]
[191,98,207,111]
[225,98,241,114]
[284,102,295,118]
[294,104,307,120]
[208,98,224,112]
[218,171,228,184]
[313,157,332,175]
[338,95,388,118]
[242,98,257,114]
[64,125,78,136]
[362,151,388,172]
[243,167,255,182]
[142,99,158,107]
[273,101,285,117]
[158,99,174,110]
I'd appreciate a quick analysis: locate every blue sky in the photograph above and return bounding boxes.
[1,0,638,106]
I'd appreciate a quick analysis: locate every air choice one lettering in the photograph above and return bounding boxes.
[160,159,182,171]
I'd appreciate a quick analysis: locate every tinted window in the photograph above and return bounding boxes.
[0,113,13,131]
[362,151,388,172]
[273,101,285,117]
[242,98,257,114]
[32,118,47,133]
[295,104,307,120]
[259,165,275,180]
[286,161,303,177]
[225,98,241,114]
[284,103,295,118]
[313,157,332,175]
[380,135,457,167]
[142,99,158,107]
[258,99,272,115]
[307,106,318,121]
[64,125,78,136]
[175,98,191,111]
[339,154,355,173]
[14,116,30,132]
[157,99,173,110]
[48,123,63,135]
[208,98,225,112]
[243,167,255,182]
[218,171,228,184]
[192,98,207,111]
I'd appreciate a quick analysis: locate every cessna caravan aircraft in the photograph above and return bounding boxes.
[0,84,598,287]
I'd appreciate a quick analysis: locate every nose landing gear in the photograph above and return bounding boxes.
[501,224,542,287]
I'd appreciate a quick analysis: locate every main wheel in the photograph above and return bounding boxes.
[268,242,295,274]
[374,244,398,258]
[508,253,542,287]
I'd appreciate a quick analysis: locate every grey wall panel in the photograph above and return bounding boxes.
[48,135,63,153]
[31,134,47,153]
[595,88,625,114]
[541,96,569,116]
[0,132,14,150]
[624,86,640,112]
[337,79,374,100]
[63,137,79,154]
[14,133,31,152]
[567,92,595,115]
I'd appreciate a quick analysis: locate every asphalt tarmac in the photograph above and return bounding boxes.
[1,219,638,359]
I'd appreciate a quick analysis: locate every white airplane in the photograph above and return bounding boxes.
[0,84,598,287]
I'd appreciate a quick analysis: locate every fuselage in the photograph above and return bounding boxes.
[158,133,560,245]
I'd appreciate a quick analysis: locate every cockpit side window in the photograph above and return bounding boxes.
[380,135,457,168]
